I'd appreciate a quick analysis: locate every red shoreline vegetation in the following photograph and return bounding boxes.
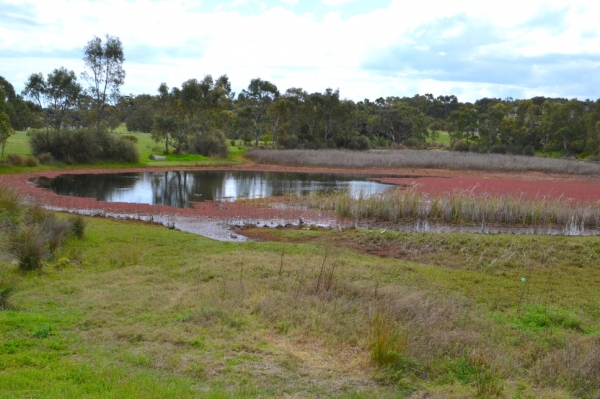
[2,163,600,226]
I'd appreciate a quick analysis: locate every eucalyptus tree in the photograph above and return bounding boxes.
[23,67,82,135]
[81,34,125,129]
[238,78,279,146]
[0,87,14,157]
[267,97,290,147]
[152,75,232,155]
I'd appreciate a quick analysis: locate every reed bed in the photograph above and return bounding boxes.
[291,189,600,229]
[247,149,600,175]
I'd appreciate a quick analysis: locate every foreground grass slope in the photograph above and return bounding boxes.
[2,216,600,398]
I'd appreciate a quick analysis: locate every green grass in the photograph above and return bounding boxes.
[1,214,598,398]
[3,131,32,156]
[431,130,451,146]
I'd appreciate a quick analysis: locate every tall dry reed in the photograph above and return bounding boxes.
[248,149,600,175]
[294,188,600,229]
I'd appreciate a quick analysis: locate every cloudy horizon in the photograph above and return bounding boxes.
[2,0,600,103]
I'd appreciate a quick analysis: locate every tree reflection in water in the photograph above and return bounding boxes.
[34,170,395,208]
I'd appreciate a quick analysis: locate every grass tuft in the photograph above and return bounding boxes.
[9,224,47,271]
[0,272,18,309]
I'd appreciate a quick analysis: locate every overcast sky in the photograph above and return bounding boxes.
[2,0,600,102]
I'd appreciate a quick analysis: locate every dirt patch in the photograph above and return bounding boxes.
[240,227,460,267]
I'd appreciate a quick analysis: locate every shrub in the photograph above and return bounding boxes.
[190,130,228,158]
[6,154,25,166]
[69,214,87,239]
[370,310,407,367]
[507,145,523,155]
[0,184,24,226]
[260,134,272,143]
[404,137,421,148]
[523,145,535,156]
[9,225,47,271]
[451,139,470,152]
[30,129,139,164]
[348,135,372,151]
[41,214,71,253]
[122,135,139,143]
[0,272,18,310]
[469,144,484,153]
[24,156,39,167]
[27,208,76,252]
[37,152,53,164]
[490,144,507,154]
[279,134,299,149]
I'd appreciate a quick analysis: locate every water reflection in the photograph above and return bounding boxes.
[33,170,394,208]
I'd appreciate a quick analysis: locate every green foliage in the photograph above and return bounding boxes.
[9,224,47,271]
[122,134,139,143]
[0,184,24,225]
[0,272,18,309]
[69,214,87,239]
[190,130,228,158]
[369,310,407,367]
[515,305,582,331]
[29,128,139,164]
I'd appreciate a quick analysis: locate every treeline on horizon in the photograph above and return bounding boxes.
[2,35,600,160]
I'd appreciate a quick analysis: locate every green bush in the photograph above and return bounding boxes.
[0,184,24,225]
[10,225,47,271]
[69,214,87,239]
[122,134,138,143]
[523,145,535,156]
[279,134,299,149]
[0,272,18,310]
[490,144,507,154]
[348,135,372,151]
[30,128,139,164]
[24,156,39,167]
[451,139,470,152]
[190,130,228,158]
[6,153,25,166]
[37,152,54,164]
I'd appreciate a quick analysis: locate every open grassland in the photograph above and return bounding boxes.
[247,149,600,175]
[2,212,600,397]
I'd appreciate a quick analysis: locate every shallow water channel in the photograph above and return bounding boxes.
[33,170,394,207]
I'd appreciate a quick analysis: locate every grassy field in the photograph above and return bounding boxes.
[431,130,451,146]
[2,212,600,398]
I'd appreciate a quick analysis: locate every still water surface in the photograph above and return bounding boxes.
[33,170,394,208]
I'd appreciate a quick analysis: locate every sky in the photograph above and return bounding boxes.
[1,0,600,103]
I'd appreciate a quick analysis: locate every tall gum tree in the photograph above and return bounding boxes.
[81,34,125,129]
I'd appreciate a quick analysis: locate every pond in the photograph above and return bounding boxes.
[33,170,395,208]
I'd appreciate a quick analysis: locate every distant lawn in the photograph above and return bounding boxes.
[430,130,451,146]
[3,131,32,156]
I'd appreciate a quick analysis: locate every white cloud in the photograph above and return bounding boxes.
[322,0,354,6]
[2,0,600,101]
